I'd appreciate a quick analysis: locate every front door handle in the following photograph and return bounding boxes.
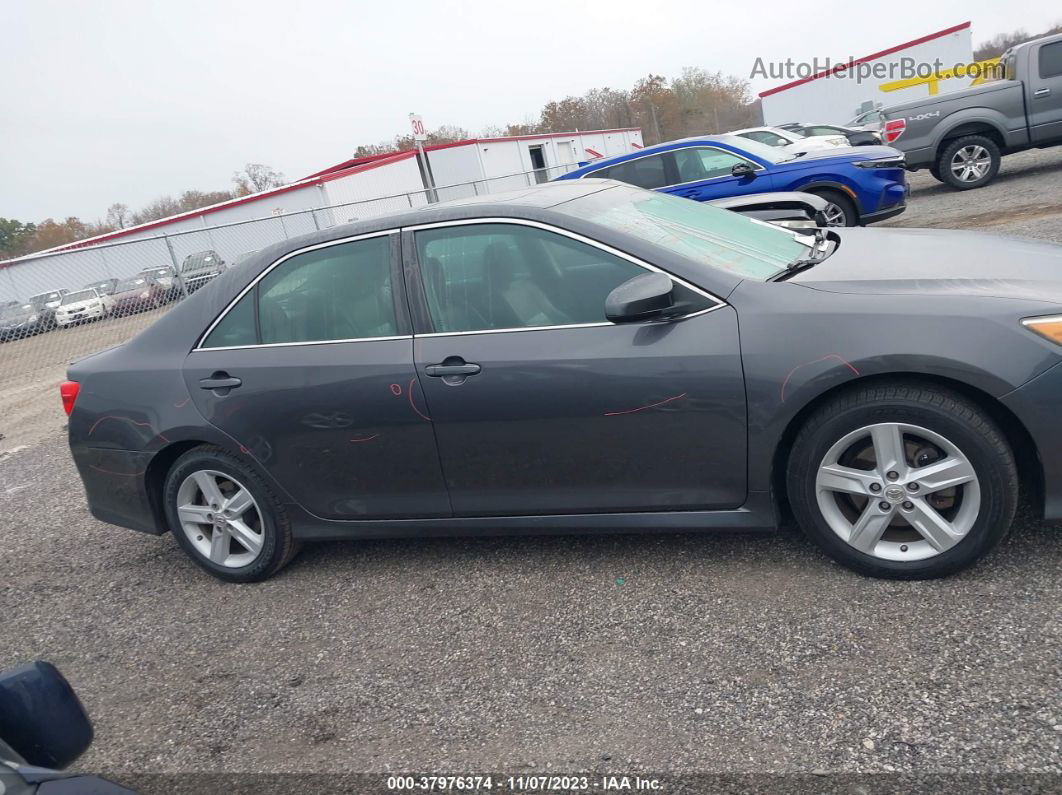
[425,360,481,378]
[199,372,242,393]
[1034,87,1051,97]
[425,357,481,385]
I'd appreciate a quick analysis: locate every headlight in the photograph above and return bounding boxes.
[139,291,150,299]
[1022,316,1062,345]
[28,314,38,323]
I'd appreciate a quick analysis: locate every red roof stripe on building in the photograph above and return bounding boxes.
[758,21,971,98]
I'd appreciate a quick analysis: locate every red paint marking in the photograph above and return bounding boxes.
[239,445,250,454]
[780,354,860,402]
[89,464,144,478]
[407,377,432,422]
[88,414,171,444]
[88,415,153,436]
[585,147,603,159]
[350,434,380,443]
[389,383,402,396]
[174,398,190,408]
[605,392,687,417]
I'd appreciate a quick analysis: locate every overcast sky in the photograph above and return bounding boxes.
[2,0,1059,221]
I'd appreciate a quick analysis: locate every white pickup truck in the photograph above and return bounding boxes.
[881,32,1062,189]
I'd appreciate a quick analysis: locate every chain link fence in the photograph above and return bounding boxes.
[0,162,579,388]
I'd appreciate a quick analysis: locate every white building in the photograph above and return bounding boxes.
[759,22,975,126]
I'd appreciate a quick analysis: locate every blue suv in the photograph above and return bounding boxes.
[555,135,907,227]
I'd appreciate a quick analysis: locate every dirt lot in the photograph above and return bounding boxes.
[2,151,1062,793]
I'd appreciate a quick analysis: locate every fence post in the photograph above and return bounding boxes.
[310,209,321,231]
[164,235,189,299]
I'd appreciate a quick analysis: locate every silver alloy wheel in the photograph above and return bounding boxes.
[176,470,265,568]
[950,145,991,182]
[822,202,847,227]
[815,423,980,561]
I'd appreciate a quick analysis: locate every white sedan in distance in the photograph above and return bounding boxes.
[55,288,113,327]
[731,126,847,157]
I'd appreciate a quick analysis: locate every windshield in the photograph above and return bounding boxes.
[565,185,809,280]
[30,292,61,305]
[117,277,147,291]
[0,304,31,320]
[61,290,98,305]
[182,252,218,272]
[714,135,792,164]
[142,268,172,278]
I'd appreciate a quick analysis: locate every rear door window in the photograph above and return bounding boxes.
[202,235,397,348]
[589,154,669,189]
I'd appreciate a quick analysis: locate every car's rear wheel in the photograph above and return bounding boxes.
[787,382,1017,579]
[936,135,1000,190]
[810,190,857,227]
[163,446,299,582]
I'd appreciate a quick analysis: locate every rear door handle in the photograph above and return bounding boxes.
[1034,87,1051,97]
[199,372,242,392]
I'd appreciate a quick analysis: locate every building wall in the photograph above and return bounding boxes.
[761,27,972,125]
[322,156,428,224]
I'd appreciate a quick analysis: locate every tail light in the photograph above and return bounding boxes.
[60,381,80,416]
[883,119,906,143]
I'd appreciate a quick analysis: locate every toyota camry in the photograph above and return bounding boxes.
[64,180,1062,582]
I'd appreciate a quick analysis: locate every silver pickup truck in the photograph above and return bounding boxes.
[881,32,1062,189]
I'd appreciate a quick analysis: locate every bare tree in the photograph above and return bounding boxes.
[232,164,287,196]
[105,202,130,230]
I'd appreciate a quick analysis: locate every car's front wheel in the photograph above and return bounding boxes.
[810,190,857,227]
[787,382,1018,579]
[163,446,300,582]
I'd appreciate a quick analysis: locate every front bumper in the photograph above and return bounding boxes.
[1001,361,1062,520]
[56,305,105,325]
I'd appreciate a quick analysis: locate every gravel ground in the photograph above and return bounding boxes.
[2,150,1062,793]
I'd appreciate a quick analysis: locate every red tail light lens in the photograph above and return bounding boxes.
[60,381,80,416]
[883,119,906,143]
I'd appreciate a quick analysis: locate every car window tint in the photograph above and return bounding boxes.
[202,236,396,348]
[673,147,752,183]
[589,154,668,189]
[415,223,648,333]
[1040,41,1062,78]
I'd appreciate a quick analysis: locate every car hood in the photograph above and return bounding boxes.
[790,227,1062,305]
[59,299,102,311]
[0,312,35,327]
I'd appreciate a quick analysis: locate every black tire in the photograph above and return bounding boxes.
[810,189,858,227]
[936,134,1001,190]
[163,445,300,582]
[786,382,1018,580]
[928,165,943,182]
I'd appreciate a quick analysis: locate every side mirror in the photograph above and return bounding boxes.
[0,661,94,769]
[731,162,756,178]
[774,138,788,146]
[605,272,677,323]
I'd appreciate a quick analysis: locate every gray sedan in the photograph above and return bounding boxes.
[63,180,1062,582]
